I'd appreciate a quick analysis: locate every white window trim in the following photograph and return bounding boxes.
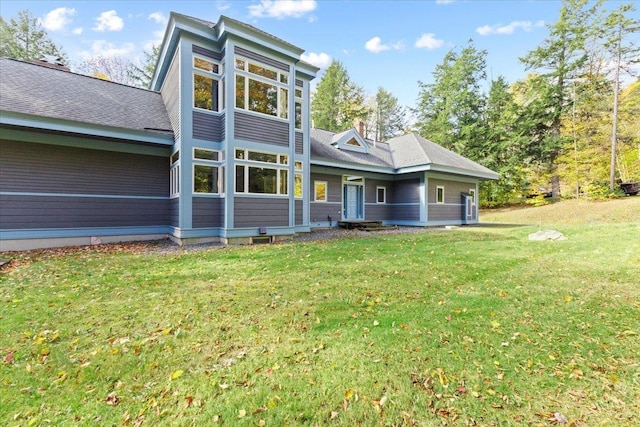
[469,188,476,206]
[192,148,224,195]
[436,186,445,204]
[170,164,180,198]
[376,186,386,204]
[314,181,328,202]
[234,148,289,196]
[193,55,224,114]
[234,55,289,120]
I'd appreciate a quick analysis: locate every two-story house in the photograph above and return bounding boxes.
[0,13,497,251]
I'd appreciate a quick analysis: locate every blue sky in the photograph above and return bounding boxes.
[1,1,635,109]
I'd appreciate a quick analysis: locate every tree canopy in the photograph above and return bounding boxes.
[0,10,68,64]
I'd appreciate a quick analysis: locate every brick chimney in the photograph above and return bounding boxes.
[357,121,365,137]
[31,55,71,72]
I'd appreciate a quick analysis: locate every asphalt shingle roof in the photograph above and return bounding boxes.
[311,128,498,179]
[0,57,173,135]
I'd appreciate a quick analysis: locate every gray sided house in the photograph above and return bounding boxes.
[0,13,497,251]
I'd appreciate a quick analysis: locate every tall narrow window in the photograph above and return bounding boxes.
[469,188,476,206]
[295,87,303,129]
[376,186,386,204]
[193,148,223,194]
[436,186,445,204]
[193,55,222,112]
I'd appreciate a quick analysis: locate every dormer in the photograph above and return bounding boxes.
[330,128,370,154]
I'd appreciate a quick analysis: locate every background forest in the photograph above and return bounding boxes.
[2,0,638,207]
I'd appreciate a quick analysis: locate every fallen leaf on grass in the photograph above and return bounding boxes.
[170,370,184,380]
[106,393,120,406]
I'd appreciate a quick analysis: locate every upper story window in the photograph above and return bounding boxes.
[295,87,303,129]
[235,56,288,119]
[193,55,224,112]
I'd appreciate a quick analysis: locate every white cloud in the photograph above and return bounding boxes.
[436,0,455,4]
[415,33,444,50]
[148,12,168,25]
[42,7,76,32]
[301,52,331,69]
[248,0,317,19]
[93,10,124,32]
[72,27,84,35]
[81,40,135,59]
[365,36,405,54]
[476,20,545,36]
[365,37,390,54]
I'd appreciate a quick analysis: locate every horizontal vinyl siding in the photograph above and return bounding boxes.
[391,178,420,204]
[192,45,223,61]
[364,204,390,221]
[390,204,421,221]
[234,46,289,72]
[310,202,341,223]
[234,197,289,227]
[0,140,168,197]
[161,52,180,142]
[295,132,303,154]
[193,111,225,142]
[427,178,474,222]
[0,195,168,229]
[234,112,289,147]
[192,197,224,228]
[295,199,303,225]
[169,198,179,227]
[310,173,343,222]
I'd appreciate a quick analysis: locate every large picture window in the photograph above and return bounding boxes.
[235,56,288,119]
[235,148,289,196]
[193,55,223,112]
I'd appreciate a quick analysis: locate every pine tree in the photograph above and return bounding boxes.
[311,60,367,132]
[0,10,67,64]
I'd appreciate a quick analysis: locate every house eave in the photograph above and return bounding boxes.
[395,163,499,180]
[1,110,175,146]
[310,158,395,175]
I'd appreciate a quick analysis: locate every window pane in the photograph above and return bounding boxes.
[248,62,277,80]
[235,149,245,160]
[194,165,218,193]
[235,165,245,192]
[248,79,277,116]
[235,58,245,70]
[280,155,288,165]
[377,187,385,203]
[248,151,277,163]
[295,100,302,129]
[194,74,217,111]
[235,75,245,109]
[194,149,219,161]
[279,87,288,119]
[294,173,302,198]
[295,88,302,98]
[248,167,277,194]
[170,151,179,165]
[280,74,288,84]
[294,161,303,170]
[194,57,219,73]
[437,187,444,203]
[315,182,327,201]
[279,169,288,195]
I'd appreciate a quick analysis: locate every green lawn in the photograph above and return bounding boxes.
[1,199,639,426]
